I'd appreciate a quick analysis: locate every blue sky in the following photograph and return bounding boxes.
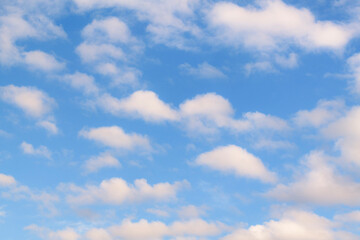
[1,0,360,239]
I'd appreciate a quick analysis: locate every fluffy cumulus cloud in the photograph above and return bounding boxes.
[62,72,99,95]
[97,91,179,122]
[25,225,80,240]
[72,0,201,49]
[294,99,345,127]
[334,211,360,223]
[179,93,288,134]
[83,152,120,174]
[62,177,189,205]
[222,209,357,240]
[0,173,16,187]
[20,141,52,159]
[23,50,64,72]
[79,126,151,151]
[267,151,360,205]
[207,0,353,51]
[322,106,360,166]
[195,145,277,183]
[0,85,55,118]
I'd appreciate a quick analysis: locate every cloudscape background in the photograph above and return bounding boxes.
[1,0,360,239]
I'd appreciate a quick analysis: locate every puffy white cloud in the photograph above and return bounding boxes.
[79,126,151,151]
[95,64,141,87]
[23,50,64,72]
[73,0,200,49]
[267,151,360,205]
[179,62,226,79]
[322,106,360,166]
[76,43,125,63]
[180,93,288,134]
[85,228,112,240]
[63,177,189,205]
[62,72,99,95]
[0,85,55,118]
[294,99,345,127]
[108,218,226,240]
[222,209,357,240]
[36,120,59,134]
[195,145,277,183]
[177,205,206,219]
[0,173,16,187]
[25,225,80,240]
[207,0,353,51]
[97,91,179,122]
[20,141,52,159]
[83,152,120,174]
[82,17,132,44]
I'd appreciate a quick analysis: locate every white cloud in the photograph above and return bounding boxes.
[82,17,132,44]
[222,209,357,240]
[253,138,294,150]
[179,93,288,134]
[244,61,274,75]
[334,211,360,222]
[294,99,345,127]
[95,64,141,87]
[275,53,298,68]
[207,0,353,51]
[36,120,59,135]
[62,72,99,95]
[76,43,125,63]
[63,177,189,205]
[146,208,170,218]
[20,141,52,159]
[195,145,277,183]
[23,50,64,72]
[267,150,360,205]
[85,228,112,240]
[25,225,80,240]
[83,152,120,174]
[0,173,16,187]
[97,91,179,122]
[79,126,151,151]
[0,85,55,118]
[73,0,200,49]
[322,106,360,166]
[179,62,226,79]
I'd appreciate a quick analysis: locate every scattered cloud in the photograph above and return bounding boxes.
[62,177,189,205]
[62,72,99,95]
[20,141,52,159]
[83,152,120,174]
[195,145,277,183]
[0,85,55,118]
[36,120,59,135]
[79,126,151,151]
[179,62,226,79]
[23,50,64,72]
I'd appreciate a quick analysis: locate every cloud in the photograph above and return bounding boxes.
[20,141,52,159]
[179,62,226,79]
[25,225,80,240]
[275,53,298,68]
[195,145,277,183]
[36,120,59,135]
[79,126,151,151]
[294,99,345,127]
[222,209,357,240]
[0,85,55,118]
[179,93,288,134]
[76,43,125,63]
[177,205,206,219]
[244,61,274,75]
[207,0,353,51]
[82,17,133,44]
[62,177,189,205]
[72,0,201,49]
[85,228,112,240]
[23,50,64,72]
[347,52,360,94]
[0,173,16,187]
[334,211,360,222]
[97,91,179,122]
[267,151,360,205]
[95,64,141,87]
[62,72,99,95]
[83,152,120,174]
[146,208,170,218]
[322,106,360,166]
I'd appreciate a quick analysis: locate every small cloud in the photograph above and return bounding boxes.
[20,142,52,159]
[179,62,226,79]
[83,152,121,174]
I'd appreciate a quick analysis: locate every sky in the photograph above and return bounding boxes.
[1,0,360,239]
